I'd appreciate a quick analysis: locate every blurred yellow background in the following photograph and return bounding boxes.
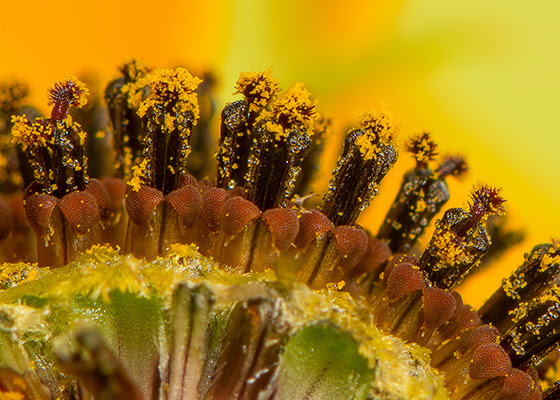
[1,0,559,306]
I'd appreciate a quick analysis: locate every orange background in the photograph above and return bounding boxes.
[1,0,559,306]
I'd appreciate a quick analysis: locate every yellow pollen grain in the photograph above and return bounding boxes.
[408,133,437,165]
[503,273,527,300]
[235,69,281,113]
[10,115,52,149]
[132,68,202,127]
[327,280,346,291]
[354,134,380,161]
[541,244,560,270]
[164,113,176,133]
[432,229,468,267]
[128,159,149,192]
[47,76,89,109]
[258,82,319,140]
[415,194,427,213]
[355,108,398,161]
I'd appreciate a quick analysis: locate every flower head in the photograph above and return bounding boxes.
[0,66,557,400]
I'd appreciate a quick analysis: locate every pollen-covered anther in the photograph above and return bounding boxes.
[436,155,469,179]
[220,196,261,237]
[104,60,148,180]
[202,187,228,232]
[260,82,318,139]
[333,226,368,270]
[24,193,59,236]
[243,82,316,210]
[422,287,456,330]
[261,208,299,251]
[8,68,560,400]
[234,69,280,112]
[119,58,148,82]
[407,132,438,167]
[418,195,493,289]
[322,108,399,226]
[293,209,333,249]
[47,77,89,121]
[386,262,426,302]
[164,185,203,228]
[469,343,512,380]
[356,108,398,153]
[478,242,560,333]
[11,95,89,198]
[133,67,202,121]
[217,100,250,189]
[293,117,331,196]
[376,132,454,254]
[127,67,203,195]
[11,115,52,153]
[498,369,534,400]
[125,186,164,226]
[59,191,99,235]
[467,183,506,226]
[501,288,560,370]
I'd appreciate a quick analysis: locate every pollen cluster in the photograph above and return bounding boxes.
[234,69,280,112]
[132,67,202,123]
